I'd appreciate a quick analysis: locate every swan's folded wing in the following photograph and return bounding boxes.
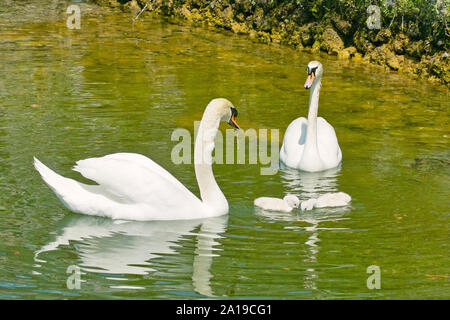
[280,117,307,167]
[283,117,308,148]
[72,153,201,207]
[317,117,342,163]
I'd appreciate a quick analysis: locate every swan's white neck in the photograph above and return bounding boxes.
[302,77,323,167]
[194,107,228,215]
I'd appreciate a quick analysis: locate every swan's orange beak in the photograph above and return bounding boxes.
[304,73,314,89]
[228,107,240,130]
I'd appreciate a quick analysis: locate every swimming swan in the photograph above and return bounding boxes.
[254,195,300,212]
[280,61,342,172]
[34,98,240,221]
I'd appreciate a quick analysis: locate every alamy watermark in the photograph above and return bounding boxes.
[66,265,81,290]
[366,265,381,290]
[171,122,280,175]
[66,4,81,30]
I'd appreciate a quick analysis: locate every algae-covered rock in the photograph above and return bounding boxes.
[424,54,450,83]
[406,41,425,59]
[392,39,404,55]
[231,21,250,34]
[180,5,202,22]
[93,0,121,8]
[285,27,302,47]
[252,7,271,32]
[353,30,374,54]
[221,6,234,23]
[352,52,363,63]
[338,50,350,60]
[386,53,401,70]
[311,40,321,53]
[320,27,344,55]
[338,46,357,59]
[331,16,352,36]
[368,45,390,65]
[375,29,391,44]
[123,0,140,14]
[300,23,314,46]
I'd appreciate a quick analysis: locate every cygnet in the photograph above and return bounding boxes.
[254,195,300,212]
[300,192,351,211]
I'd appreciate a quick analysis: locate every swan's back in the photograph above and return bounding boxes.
[280,117,308,168]
[315,117,342,168]
[72,153,207,219]
[34,154,209,220]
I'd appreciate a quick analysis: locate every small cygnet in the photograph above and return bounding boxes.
[315,192,351,208]
[254,195,300,212]
[300,192,351,211]
[300,198,317,211]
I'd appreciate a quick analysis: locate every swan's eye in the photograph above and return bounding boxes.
[307,66,318,75]
[230,107,238,118]
[228,107,240,130]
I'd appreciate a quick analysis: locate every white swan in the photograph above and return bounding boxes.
[34,98,240,221]
[254,195,300,212]
[280,61,342,172]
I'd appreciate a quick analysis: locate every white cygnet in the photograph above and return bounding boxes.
[254,195,300,212]
[300,198,317,211]
[315,192,351,208]
[300,192,351,211]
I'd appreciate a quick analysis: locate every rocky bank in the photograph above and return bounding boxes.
[93,0,449,86]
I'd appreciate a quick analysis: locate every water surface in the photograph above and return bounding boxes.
[0,0,449,299]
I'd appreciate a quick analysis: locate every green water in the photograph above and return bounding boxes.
[0,1,449,299]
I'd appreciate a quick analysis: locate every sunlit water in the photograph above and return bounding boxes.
[0,1,449,299]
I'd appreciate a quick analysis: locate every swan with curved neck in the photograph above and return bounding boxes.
[34,98,240,221]
[280,61,342,172]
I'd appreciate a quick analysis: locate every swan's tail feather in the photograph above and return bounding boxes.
[34,157,66,192]
[33,157,81,210]
[34,157,121,218]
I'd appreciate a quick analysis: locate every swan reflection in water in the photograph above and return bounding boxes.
[280,165,342,200]
[256,166,350,292]
[34,215,228,297]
